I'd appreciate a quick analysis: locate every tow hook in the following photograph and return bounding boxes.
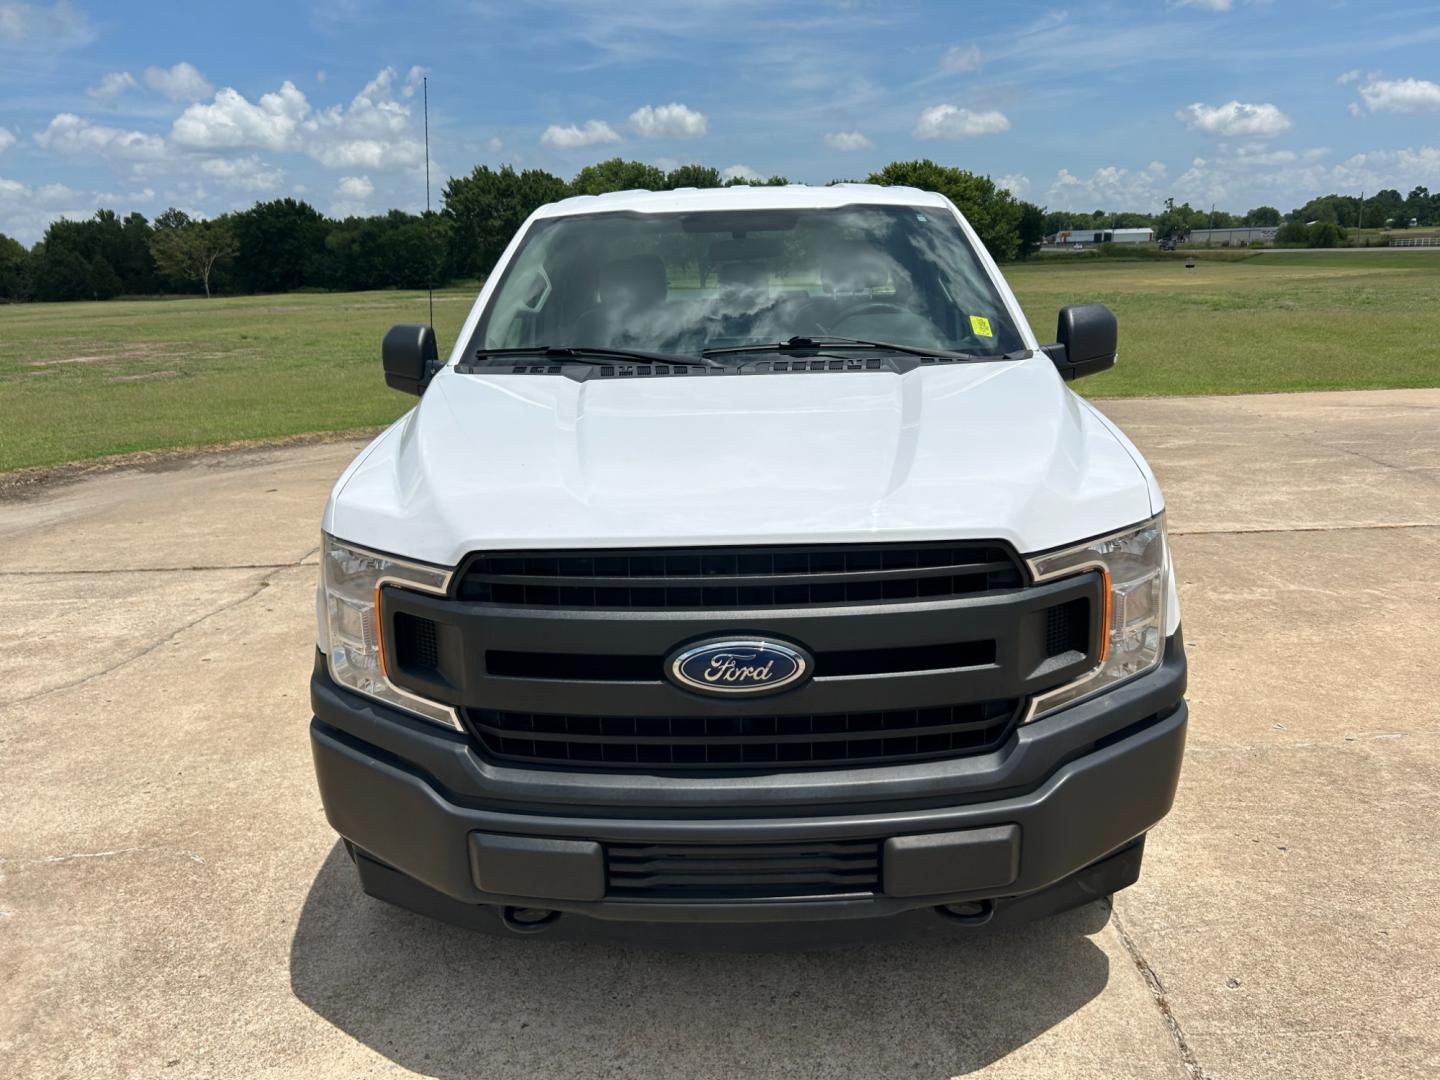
[501,906,563,934]
[936,899,995,925]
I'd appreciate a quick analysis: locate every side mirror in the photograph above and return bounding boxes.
[382,324,441,396]
[1044,304,1117,381]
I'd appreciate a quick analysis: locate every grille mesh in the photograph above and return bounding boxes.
[465,699,1019,771]
[606,839,882,898]
[1045,598,1090,658]
[457,542,1024,609]
[393,612,439,671]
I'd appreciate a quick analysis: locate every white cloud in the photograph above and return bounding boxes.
[721,164,760,182]
[1046,161,1169,211]
[0,128,14,155]
[333,174,374,216]
[541,119,622,148]
[629,103,707,139]
[1329,145,1440,190]
[1170,0,1232,9]
[34,113,168,161]
[337,174,372,197]
[0,174,93,243]
[95,185,155,206]
[0,1,92,45]
[1178,100,1292,137]
[172,82,308,152]
[1357,77,1440,114]
[144,62,214,103]
[485,136,503,153]
[194,155,285,192]
[823,130,872,151]
[88,71,138,99]
[171,68,426,169]
[997,173,1031,198]
[914,104,1010,139]
[1336,69,1363,85]
[940,44,982,73]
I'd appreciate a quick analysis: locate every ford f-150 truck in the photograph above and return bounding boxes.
[310,183,1187,944]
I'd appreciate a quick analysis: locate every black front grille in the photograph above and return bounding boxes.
[457,541,1024,609]
[606,839,882,898]
[464,699,1019,771]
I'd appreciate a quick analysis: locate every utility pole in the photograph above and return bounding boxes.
[1358,190,1365,232]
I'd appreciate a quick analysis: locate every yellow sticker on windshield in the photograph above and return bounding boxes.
[970,315,994,337]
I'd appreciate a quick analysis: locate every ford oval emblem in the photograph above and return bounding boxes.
[667,638,812,696]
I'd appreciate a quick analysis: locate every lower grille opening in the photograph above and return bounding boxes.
[606,839,882,899]
[393,612,439,673]
[465,699,1019,772]
[1045,598,1090,658]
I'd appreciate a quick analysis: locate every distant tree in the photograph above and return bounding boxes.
[149,217,238,297]
[87,254,124,299]
[230,199,328,293]
[153,207,193,232]
[866,160,1023,260]
[1274,221,1309,246]
[0,232,30,300]
[30,245,91,301]
[1243,206,1282,226]
[1403,185,1434,226]
[1307,222,1345,248]
[442,165,568,279]
[664,164,723,189]
[569,158,667,196]
[1363,189,1404,228]
[724,173,789,187]
[1155,198,1201,242]
[1016,202,1047,259]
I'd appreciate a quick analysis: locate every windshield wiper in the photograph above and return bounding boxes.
[473,345,719,368]
[702,336,984,361]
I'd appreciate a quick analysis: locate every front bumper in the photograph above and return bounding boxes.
[309,633,1187,933]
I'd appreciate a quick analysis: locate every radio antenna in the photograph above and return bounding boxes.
[423,74,434,328]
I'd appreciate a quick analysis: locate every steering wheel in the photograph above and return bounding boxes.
[831,300,912,323]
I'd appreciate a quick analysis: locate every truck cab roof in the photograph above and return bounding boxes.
[533,182,954,220]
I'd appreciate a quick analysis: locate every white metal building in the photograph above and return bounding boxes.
[1048,227,1154,247]
[1185,226,1278,245]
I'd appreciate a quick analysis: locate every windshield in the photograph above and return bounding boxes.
[469,204,1026,361]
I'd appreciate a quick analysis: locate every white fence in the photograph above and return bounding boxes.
[1389,236,1440,247]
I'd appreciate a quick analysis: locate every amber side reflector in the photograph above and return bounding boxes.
[374,584,389,678]
[1097,568,1112,665]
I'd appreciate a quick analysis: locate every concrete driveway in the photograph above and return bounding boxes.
[2,389,1437,1079]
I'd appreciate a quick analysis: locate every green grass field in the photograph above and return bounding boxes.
[2,251,1438,473]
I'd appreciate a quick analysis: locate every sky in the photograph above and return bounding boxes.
[1,0,1438,243]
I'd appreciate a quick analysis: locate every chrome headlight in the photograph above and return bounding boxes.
[1025,515,1168,720]
[319,534,459,729]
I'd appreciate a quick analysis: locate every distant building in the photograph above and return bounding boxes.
[1047,227,1154,246]
[1185,226,1279,245]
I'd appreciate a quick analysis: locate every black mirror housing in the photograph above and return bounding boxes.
[1046,304,1117,381]
[383,324,441,396]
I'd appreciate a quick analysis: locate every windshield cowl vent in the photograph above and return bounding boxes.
[455,354,992,381]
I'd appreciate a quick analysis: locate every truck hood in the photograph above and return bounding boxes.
[326,356,1156,565]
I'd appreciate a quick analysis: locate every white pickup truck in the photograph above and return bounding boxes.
[311,183,1187,944]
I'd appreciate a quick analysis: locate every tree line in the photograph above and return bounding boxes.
[1045,186,1440,246]
[3,158,1437,302]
